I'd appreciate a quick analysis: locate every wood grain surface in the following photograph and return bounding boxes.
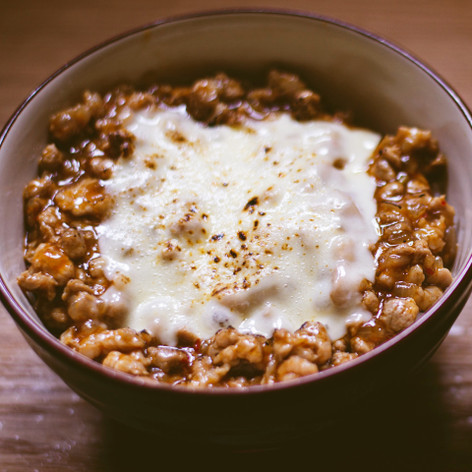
[1,1,472,470]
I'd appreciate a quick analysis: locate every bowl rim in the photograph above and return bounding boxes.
[1,7,472,397]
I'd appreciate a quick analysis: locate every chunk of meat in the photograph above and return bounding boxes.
[330,351,358,367]
[61,326,150,359]
[67,291,105,322]
[415,286,443,311]
[23,176,56,200]
[58,227,88,261]
[147,346,191,373]
[37,207,63,242]
[49,91,103,142]
[31,243,75,286]
[103,351,148,376]
[17,269,57,300]
[293,322,332,365]
[380,297,419,333]
[55,178,111,218]
[276,355,318,382]
[350,336,375,355]
[207,328,266,368]
[268,70,306,97]
[87,157,114,179]
[39,143,64,171]
[272,322,332,366]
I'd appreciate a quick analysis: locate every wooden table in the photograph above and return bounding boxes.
[1,1,472,470]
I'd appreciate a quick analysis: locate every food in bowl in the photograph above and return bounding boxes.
[17,70,455,387]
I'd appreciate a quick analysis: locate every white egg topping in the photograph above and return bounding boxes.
[96,106,381,345]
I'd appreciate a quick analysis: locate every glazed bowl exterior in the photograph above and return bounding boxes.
[1,10,472,446]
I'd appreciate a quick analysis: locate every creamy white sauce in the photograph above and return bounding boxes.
[96,107,380,345]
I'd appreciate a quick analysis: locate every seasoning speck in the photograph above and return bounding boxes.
[244,196,259,211]
[238,231,247,241]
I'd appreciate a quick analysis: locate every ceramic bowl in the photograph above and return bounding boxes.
[1,10,472,447]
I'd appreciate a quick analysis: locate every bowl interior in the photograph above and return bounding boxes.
[1,11,472,361]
